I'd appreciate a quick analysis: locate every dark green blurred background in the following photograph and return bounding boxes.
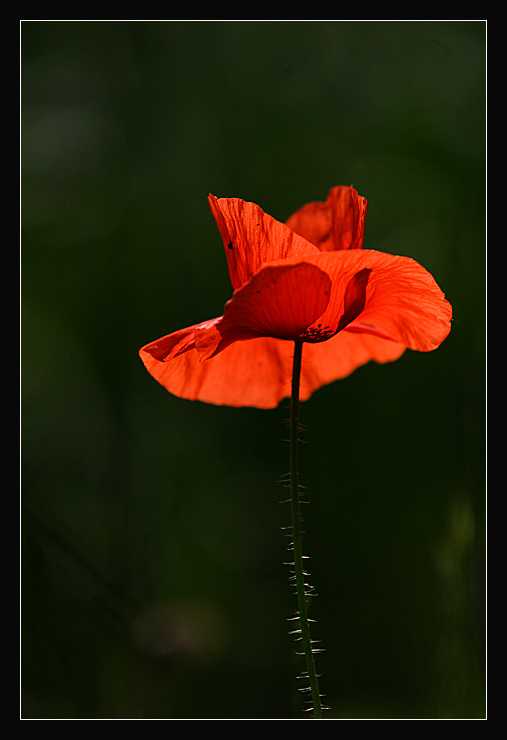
[21,21,486,719]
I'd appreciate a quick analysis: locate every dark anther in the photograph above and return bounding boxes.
[300,325,334,343]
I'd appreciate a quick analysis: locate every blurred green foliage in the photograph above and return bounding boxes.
[22,21,485,719]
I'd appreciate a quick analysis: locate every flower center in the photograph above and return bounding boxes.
[299,323,335,343]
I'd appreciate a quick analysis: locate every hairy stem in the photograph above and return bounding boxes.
[289,340,323,718]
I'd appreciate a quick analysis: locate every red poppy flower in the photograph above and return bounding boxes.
[139,186,452,409]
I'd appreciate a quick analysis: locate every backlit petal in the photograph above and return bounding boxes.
[208,194,318,291]
[140,318,220,361]
[195,262,332,359]
[259,249,452,352]
[140,333,295,409]
[340,251,453,351]
[285,185,368,252]
[299,332,406,402]
[139,328,407,409]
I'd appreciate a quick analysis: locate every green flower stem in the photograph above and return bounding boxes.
[289,340,323,718]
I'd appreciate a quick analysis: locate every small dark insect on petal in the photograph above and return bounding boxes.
[227,241,234,250]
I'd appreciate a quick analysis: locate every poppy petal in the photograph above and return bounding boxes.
[140,333,296,409]
[140,318,220,362]
[264,249,452,352]
[139,328,406,409]
[335,267,371,333]
[195,262,332,359]
[299,331,406,402]
[340,252,452,351]
[208,194,319,291]
[285,185,368,252]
